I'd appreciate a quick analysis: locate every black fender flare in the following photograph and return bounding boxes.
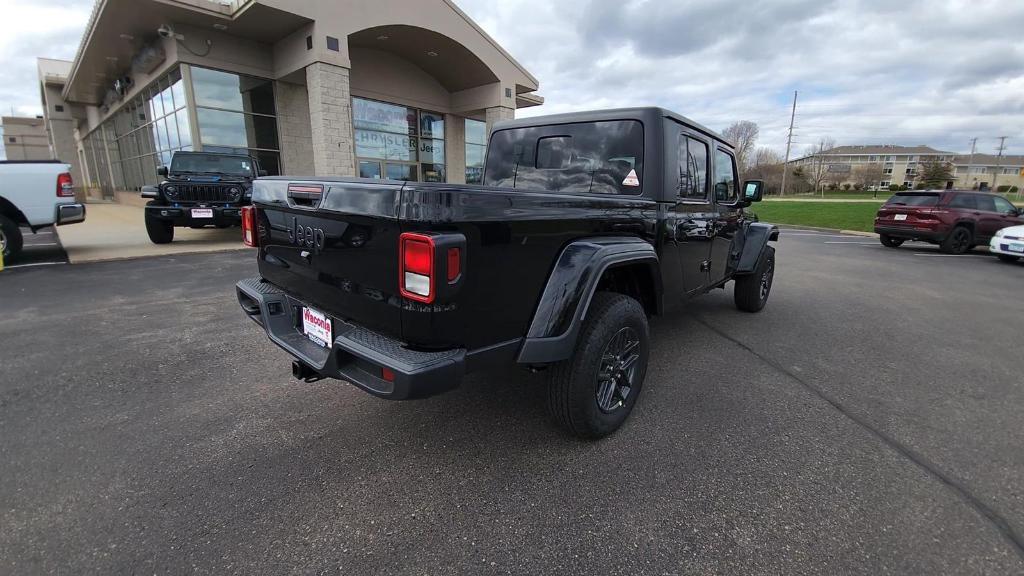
[517,236,661,364]
[734,222,779,275]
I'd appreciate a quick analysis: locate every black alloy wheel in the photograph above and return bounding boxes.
[596,327,641,413]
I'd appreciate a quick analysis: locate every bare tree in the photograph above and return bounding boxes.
[852,163,885,197]
[746,147,784,195]
[723,121,760,173]
[804,137,836,194]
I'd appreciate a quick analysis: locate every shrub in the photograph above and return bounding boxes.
[843,184,852,191]
[889,185,900,192]
[1011,186,1019,194]
[997,185,1011,193]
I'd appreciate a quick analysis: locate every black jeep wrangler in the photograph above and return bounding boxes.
[142,151,266,244]
[236,108,778,438]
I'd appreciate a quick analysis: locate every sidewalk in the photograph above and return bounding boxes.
[56,203,248,263]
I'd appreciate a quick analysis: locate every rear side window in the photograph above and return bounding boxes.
[949,194,976,209]
[484,120,644,195]
[886,193,940,207]
[678,135,708,200]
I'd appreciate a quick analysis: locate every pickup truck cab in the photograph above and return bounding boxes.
[236,108,777,438]
[141,151,266,244]
[0,160,85,259]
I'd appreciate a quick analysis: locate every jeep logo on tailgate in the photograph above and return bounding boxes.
[287,216,326,254]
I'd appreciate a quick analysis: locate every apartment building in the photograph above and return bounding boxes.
[791,144,1024,191]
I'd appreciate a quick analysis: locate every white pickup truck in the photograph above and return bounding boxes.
[0,160,85,259]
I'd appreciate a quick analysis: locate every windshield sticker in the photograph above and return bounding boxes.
[622,169,640,187]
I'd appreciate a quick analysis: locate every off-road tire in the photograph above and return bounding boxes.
[546,292,649,439]
[145,209,174,244]
[734,245,775,313]
[940,226,972,255]
[997,254,1019,263]
[880,234,904,248]
[0,214,24,259]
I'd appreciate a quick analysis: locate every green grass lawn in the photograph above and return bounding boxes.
[749,201,884,232]
[782,191,891,201]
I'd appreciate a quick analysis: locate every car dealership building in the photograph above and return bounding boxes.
[40,0,542,200]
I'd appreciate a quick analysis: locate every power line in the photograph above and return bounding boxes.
[993,136,1007,189]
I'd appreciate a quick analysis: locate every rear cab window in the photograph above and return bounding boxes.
[886,193,940,207]
[484,120,644,195]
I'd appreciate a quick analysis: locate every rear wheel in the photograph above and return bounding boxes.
[546,292,649,439]
[879,234,904,248]
[997,254,1019,263]
[0,214,24,259]
[145,210,174,244]
[940,226,972,254]
[734,246,775,313]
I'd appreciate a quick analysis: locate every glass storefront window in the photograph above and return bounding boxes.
[386,164,417,182]
[359,161,382,179]
[192,67,276,115]
[466,119,487,184]
[353,97,445,182]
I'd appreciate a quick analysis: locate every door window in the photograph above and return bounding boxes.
[713,149,738,203]
[993,196,1015,215]
[973,194,997,213]
[678,135,708,200]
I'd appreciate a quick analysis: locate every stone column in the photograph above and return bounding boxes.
[485,106,515,137]
[306,62,356,177]
[275,80,315,176]
[444,114,466,184]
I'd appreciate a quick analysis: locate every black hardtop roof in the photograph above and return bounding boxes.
[492,107,733,148]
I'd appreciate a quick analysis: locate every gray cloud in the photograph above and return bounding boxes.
[0,0,1021,157]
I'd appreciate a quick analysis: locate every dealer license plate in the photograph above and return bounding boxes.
[1009,243,1024,253]
[893,214,907,221]
[302,306,332,347]
[191,208,214,218]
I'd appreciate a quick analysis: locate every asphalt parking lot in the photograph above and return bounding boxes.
[1,232,1022,575]
[1,227,68,269]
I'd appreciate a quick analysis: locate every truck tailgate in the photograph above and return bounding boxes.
[253,178,404,342]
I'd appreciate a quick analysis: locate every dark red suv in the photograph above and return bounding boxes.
[874,190,1023,254]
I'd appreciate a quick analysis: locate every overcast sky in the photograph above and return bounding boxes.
[1,0,1021,157]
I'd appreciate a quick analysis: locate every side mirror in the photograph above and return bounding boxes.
[742,180,764,203]
[157,166,168,177]
[257,169,268,177]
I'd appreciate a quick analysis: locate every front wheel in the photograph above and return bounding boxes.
[997,254,1019,263]
[0,214,24,259]
[145,212,174,244]
[734,246,775,313]
[940,226,972,254]
[546,292,650,439]
[880,234,904,248]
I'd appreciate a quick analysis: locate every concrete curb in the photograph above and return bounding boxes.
[776,224,878,238]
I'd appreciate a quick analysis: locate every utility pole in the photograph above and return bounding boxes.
[779,90,797,197]
[992,136,1007,190]
[967,138,977,189]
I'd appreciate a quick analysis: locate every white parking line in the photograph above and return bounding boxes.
[3,261,67,269]
[912,253,990,258]
[823,241,880,245]
[23,242,59,247]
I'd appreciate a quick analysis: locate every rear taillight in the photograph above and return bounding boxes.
[400,233,435,303]
[56,173,74,197]
[241,206,258,247]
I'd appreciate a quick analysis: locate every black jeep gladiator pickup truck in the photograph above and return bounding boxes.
[141,151,267,244]
[236,108,778,438]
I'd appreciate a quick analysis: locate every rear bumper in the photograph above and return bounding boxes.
[145,204,242,227]
[874,225,946,242]
[55,203,86,226]
[236,277,465,400]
